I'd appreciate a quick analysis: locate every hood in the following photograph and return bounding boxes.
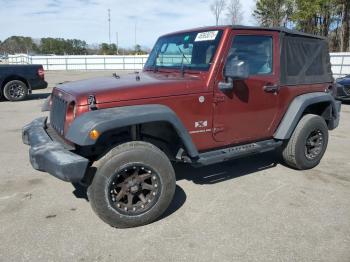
[55,72,206,106]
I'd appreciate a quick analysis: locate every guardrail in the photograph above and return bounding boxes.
[7,53,350,78]
[8,54,148,71]
[330,52,350,78]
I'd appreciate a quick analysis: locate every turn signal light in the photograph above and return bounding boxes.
[89,129,100,140]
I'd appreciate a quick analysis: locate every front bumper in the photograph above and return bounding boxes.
[335,84,350,101]
[22,117,89,182]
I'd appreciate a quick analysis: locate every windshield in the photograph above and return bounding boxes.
[144,30,223,71]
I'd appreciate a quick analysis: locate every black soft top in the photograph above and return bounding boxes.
[232,25,326,39]
[233,26,333,85]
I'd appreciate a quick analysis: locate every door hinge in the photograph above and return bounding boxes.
[213,126,225,134]
[213,95,225,104]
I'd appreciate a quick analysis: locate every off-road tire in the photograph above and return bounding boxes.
[282,114,328,170]
[3,80,28,101]
[88,141,176,228]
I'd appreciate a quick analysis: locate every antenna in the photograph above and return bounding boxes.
[108,9,111,45]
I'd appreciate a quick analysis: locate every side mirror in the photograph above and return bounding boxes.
[224,59,249,80]
[219,59,249,92]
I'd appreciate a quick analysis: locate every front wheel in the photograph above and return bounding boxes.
[282,114,329,170]
[3,80,28,101]
[88,141,176,228]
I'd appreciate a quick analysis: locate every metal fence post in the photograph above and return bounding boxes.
[340,55,345,76]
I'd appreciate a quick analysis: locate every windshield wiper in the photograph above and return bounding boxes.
[177,46,191,77]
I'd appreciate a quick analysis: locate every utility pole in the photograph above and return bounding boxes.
[134,20,137,53]
[108,9,111,45]
[116,32,119,55]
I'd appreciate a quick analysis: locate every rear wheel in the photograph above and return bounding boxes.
[282,114,328,170]
[88,141,176,228]
[3,80,28,101]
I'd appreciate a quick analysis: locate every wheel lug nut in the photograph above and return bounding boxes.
[154,184,158,188]
[124,207,128,211]
[152,176,156,180]
[141,205,145,208]
[152,192,156,196]
[117,204,121,208]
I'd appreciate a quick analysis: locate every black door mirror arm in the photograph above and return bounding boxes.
[218,78,234,92]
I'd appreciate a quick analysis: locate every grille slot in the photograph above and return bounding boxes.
[344,85,350,95]
[50,94,68,135]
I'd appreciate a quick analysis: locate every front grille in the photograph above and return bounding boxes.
[344,85,350,95]
[50,94,67,135]
[47,124,75,150]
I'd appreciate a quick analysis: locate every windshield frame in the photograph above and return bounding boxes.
[144,29,224,72]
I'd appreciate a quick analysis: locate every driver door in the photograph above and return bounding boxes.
[213,31,280,145]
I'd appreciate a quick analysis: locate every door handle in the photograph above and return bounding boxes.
[263,84,280,93]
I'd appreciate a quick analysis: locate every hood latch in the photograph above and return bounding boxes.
[88,95,97,110]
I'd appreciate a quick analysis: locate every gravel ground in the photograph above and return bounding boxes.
[0,70,349,262]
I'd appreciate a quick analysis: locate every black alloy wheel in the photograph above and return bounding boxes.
[3,80,28,101]
[108,164,161,216]
[305,129,324,160]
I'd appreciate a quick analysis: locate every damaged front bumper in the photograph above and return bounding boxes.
[22,117,89,182]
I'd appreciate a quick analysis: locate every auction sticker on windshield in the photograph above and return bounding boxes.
[195,31,218,42]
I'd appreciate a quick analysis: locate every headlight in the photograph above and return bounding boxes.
[73,104,77,119]
[65,102,76,125]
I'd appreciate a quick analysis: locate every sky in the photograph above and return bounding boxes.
[0,0,256,48]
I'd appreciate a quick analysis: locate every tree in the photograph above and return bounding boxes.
[253,0,293,27]
[340,0,349,51]
[291,0,336,36]
[252,0,349,51]
[0,36,38,54]
[210,0,226,26]
[99,43,118,55]
[39,38,88,55]
[226,0,243,25]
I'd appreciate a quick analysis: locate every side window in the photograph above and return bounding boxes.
[227,35,273,76]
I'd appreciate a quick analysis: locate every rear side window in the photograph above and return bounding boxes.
[285,38,324,76]
[280,35,333,85]
[227,35,273,76]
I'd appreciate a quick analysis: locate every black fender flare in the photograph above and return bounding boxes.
[66,104,199,158]
[274,92,341,140]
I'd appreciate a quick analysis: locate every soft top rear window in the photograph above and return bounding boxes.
[280,34,333,85]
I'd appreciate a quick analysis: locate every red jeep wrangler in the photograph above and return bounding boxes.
[23,26,341,228]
